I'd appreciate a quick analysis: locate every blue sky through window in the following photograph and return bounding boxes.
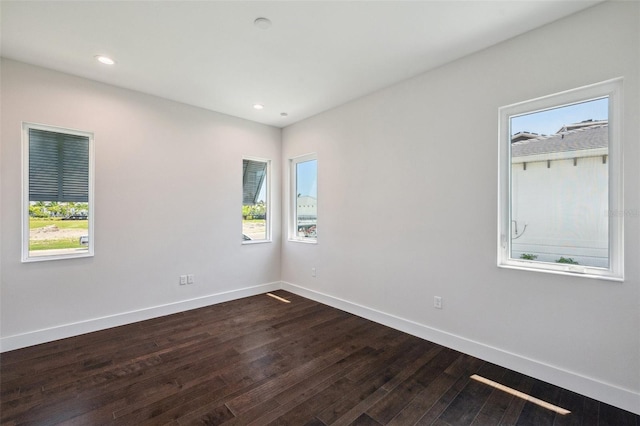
[510,97,608,137]
[297,159,317,198]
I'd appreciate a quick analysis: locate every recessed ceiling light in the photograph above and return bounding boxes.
[253,104,264,110]
[254,17,272,30]
[95,55,115,65]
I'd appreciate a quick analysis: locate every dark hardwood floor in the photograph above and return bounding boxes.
[1,290,638,425]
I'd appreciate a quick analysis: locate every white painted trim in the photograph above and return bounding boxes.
[287,238,318,245]
[281,281,640,415]
[0,281,280,353]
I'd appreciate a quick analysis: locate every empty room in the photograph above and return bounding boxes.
[1,1,639,425]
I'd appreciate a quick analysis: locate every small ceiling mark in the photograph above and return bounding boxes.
[254,17,272,30]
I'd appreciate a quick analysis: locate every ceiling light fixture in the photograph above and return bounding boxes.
[254,17,272,30]
[253,104,264,110]
[280,112,288,117]
[95,55,115,65]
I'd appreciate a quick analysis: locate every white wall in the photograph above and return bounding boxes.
[1,0,638,415]
[281,1,639,414]
[0,59,282,349]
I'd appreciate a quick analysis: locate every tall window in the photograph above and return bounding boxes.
[290,153,317,242]
[242,158,270,243]
[22,123,94,261]
[498,79,623,280]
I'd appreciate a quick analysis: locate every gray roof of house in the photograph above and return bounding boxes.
[511,124,608,158]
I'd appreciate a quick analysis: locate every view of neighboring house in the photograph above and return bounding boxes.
[296,195,317,237]
[510,121,609,267]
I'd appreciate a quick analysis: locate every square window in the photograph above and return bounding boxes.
[498,79,623,280]
[22,123,94,262]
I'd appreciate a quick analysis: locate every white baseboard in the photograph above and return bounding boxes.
[2,280,638,415]
[0,281,280,353]
[281,281,640,416]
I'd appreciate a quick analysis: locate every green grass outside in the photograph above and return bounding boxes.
[29,238,85,251]
[29,218,88,251]
[30,218,88,230]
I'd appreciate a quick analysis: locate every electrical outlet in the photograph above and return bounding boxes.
[311,267,316,277]
[179,275,187,285]
[434,296,442,309]
[187,274,194,284]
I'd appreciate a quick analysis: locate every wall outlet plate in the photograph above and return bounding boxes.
[434,296,442,309]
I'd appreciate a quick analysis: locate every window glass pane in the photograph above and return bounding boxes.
[28,202,89,257]
[509,98,609,268]
[295,159,317,239]
[242,159,268,242]
[25,125,92,260]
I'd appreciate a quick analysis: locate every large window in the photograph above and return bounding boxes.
[290,153,317,242]
[498,79,623,280]
[242,158,270,243]
[22,123,94,262]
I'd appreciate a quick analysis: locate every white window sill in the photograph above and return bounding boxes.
[498,262,623,282]
[288,238,318,244]
[23,250,94,263]
[242,239,272,245]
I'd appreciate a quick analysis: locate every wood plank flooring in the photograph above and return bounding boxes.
[1,290,638,425]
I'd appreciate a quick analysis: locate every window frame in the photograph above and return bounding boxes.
[22,122,95,262]
[498,78,623,281]
[289,152,318,243]
[241,156,272,244]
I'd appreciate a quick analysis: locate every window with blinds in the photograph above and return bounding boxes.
[29,128,89,202]
[22,123,94,262]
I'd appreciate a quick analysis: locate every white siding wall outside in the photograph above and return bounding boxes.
[511,154,609,267]
[296,196,317,218]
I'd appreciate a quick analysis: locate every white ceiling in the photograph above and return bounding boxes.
[1,1,601,128]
